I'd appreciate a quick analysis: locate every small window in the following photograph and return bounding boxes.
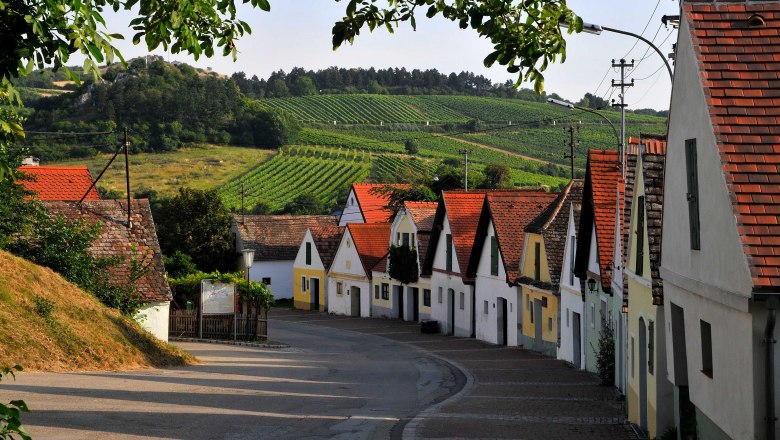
[685,139,701,250]
[649,321,655,375]
[262,277,271,285]
[548,317,553,332]
[510,302,512,313]
[438,287,443,304]
[569,235,576,285]
[590,304,595,328]
[530,302,534,323]
[381,283,390,300]
[336,282,343,296]
[459,292,465,310]
[446,234,453,271]
[402,233,410,248]
[301,276,306,292]
[423,289,431,307]
[484,300,489,314]
[375,285,380,299]
[566,309,570,327]
[350,197,354,206]
[631,336,635,378]
[490,236,499,276]
[534,242,541,280]
[635,196,645,276]
[700,320,713,378]
[305,242,312,265]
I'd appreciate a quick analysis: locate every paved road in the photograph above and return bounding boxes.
[2,319,460,439]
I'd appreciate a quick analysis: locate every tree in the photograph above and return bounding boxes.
[154,188,235,273]
[388,245,419,285]
[289,75,317,96]
[282,193,326,215]
[480,164,511,189]
[404,139,419,155]
[369,184,436,215]
[232,103,300,149]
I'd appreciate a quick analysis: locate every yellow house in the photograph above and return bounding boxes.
[517,182,582,356]
[292,226,344,311]
[624,142,674,438]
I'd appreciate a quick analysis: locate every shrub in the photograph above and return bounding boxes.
[595,319,616,386]
[0,365,30,440]
[33,296,54,320]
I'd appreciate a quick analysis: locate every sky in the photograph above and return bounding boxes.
[89,0,680,111]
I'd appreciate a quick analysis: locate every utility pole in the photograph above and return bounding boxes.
[241,182,246,223]
[563,125,579,180]
[459,149,471,191]
[123,127,131,228]
[611,58,634,176]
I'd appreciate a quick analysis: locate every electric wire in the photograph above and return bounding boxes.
[621,0,662,59]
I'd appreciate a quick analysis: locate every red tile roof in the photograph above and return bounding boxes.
[42,200,171,303]
[686,3,780,288]
[442,192,488,276]
[351,183,408,224]
[404,201,438,231]
[235,215,338,261]
[484,191,559,282]
[18,166,100,201]
[310,226,345,271]
[626,135,668,156]
[347,223,391,276]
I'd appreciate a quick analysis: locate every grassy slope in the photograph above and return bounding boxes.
[0,250,194,371]
[50,145,272,198]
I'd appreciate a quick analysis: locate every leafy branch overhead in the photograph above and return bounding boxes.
[332,0,583,91]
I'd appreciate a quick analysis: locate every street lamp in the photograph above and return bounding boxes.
[587,278,597,294]
[242,248,255,282]
[548,98,620,176]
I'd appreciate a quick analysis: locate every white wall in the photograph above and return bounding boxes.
[474,220,519,346]
[249,260,293,299]
[430,214,475,337]
[559,205,586,368]
[135,301,170,342]
[293,230,325,271]
[338,188,364,226]
[327,228,372,317]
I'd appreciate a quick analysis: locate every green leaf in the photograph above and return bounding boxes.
[483,50,500,67]
[256,0,270,12]
[87,43,105,63]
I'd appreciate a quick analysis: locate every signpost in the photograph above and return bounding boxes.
[199,280,236,339]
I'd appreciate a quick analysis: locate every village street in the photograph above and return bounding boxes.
[5,310,635,439]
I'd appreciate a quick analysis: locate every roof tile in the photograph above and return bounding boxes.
[18,166,100,201]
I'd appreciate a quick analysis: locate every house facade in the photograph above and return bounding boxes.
[42,200,172,341]
[370,201,437,321]
[662,4,780,439]
[328,223,390,317]
[471,191,559,347]
[624,145,674,438]
[518,182,583,357]
[424,192,485,336]
[292,226,344,311]
[233,215,337,299]
[338,183,404,226]
[558,201,586,369]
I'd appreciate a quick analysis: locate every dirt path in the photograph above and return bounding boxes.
[437,134,555,165]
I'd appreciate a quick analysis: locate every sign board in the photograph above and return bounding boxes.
[201,280,235,315]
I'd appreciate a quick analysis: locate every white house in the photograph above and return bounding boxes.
[233,215,337,299]
[662,4,780,439]
[558,199,585,368]
[328,223,390,317]
[338,183,405,226]
[292,226,344,311]
[424,191,486,336]
[370,201,437,321]
[470,190,559,347]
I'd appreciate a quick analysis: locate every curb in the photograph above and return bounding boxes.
[170,337,289,349]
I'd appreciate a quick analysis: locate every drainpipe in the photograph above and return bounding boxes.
[766,296,778,440]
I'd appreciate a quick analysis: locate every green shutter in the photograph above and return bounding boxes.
[534,242,541,280]
[305,242,311,265]
[446,234,453,271]
[490,236,499,276]
[636,196,645,276]
[685,139,701,250]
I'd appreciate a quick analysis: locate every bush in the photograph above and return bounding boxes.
[34,296,54,319]
[0,365,29,440]
[595,319,616,386]
[163,251,197,279]
[168,271,274,311]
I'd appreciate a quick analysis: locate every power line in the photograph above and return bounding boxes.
[621,0,662,59]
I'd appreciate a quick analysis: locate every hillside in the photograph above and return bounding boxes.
[0,250,194,371]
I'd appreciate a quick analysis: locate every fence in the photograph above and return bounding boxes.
[169,309,268,341]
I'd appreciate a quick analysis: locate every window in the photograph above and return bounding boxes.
[262,277,271,285]
[438,287,443,304]
[566,309,570,327]
[510,303,512,313]
[301,276,306,292]
[305,242,312,265]
[459,291,465,310]
[484,300,489,314]
[530,302,534,323]
[375,285,380,299]
[569,236,576,285]
[423,289,431,307]
[590,304,595,328]
[336,282,343,296]
[548,317,553,332]
[381,283,389,300]
[685,139,701,250]
[635,196,645,276]
[534,242,541,280]
[446,234,453,271]
[490,236,499,276]
[631,336,635,378]
[402,233,410,248]
[648,321,655,375]
[700,320,713,378]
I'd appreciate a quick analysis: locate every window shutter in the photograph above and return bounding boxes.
[534,242,541,280]
[305,242,311,265]
[635,196,645,276]
[490,236,499,276]
[685,139,701,250]
[446,234,453,271]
